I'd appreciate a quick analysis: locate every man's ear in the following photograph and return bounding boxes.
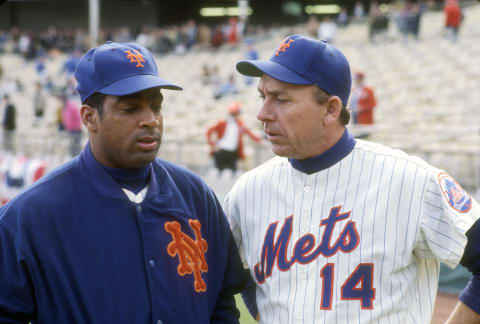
[80,105,98,132]
[324,96,342,125]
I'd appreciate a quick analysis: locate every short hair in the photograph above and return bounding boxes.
[82,92,106,117]
[312,86,350,126]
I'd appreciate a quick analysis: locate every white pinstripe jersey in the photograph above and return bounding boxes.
[225,139,480,324]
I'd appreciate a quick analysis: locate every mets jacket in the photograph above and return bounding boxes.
[0,145,247,324]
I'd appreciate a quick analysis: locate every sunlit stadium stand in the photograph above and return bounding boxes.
[0,2,479,202]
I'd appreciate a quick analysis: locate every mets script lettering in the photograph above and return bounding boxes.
[165,219,208,292]
[254,205,359,284]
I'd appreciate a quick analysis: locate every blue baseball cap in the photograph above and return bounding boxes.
[75,41,182,102]
[236,34,351,105]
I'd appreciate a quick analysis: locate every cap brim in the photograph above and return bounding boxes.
[236,60,312,85]
[98,74,182,96]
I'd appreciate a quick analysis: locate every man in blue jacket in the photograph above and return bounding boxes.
[0,41,248,323]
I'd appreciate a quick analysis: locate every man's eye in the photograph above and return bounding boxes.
[122,107,136,112]
[152,105,162,112]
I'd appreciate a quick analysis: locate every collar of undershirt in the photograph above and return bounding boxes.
[288,128,356,175]
[100,161,151,195]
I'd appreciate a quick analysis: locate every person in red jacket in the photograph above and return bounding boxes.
[206,102,261,174]
[350,71,377,125]
[444,0,462,42]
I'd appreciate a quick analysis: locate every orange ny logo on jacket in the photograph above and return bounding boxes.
[165,219,208,292]
[124,49,145,67]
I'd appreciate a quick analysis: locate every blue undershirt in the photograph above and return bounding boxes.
[288,128,356,174]
[86,143,151,194]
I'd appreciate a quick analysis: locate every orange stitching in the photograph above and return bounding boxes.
[275,38,294,56]
[165,220,208,292]
[124,49,145,67]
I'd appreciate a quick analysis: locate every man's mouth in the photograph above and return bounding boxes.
[136,136,159,151]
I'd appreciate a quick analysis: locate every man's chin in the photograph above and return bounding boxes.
[271,144,290,158]
[129,151,158,168]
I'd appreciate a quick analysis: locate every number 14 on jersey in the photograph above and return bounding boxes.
[320,263,375,310]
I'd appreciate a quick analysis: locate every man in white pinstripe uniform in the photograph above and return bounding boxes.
[225,34,480,323]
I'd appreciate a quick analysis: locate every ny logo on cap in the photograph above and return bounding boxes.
[275,38,294,56]
[124,49,145,67]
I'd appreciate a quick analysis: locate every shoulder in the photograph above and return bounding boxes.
[354,139,427,163]
[210,119,227,128]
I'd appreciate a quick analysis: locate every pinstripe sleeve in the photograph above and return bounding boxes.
[224,181,249,269]
[416,168,480,268]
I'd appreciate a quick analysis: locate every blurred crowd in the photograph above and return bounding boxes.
[0,0,471,156]
[305,0,465,45]
[0,17,269,60]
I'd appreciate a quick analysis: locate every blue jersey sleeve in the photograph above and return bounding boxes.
[459,218,480,314]
[241,275,258,318]
[208,189,249,324]
[459,274,480,315]
[0,209,35,323]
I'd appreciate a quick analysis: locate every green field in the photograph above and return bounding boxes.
[235,294,257,324]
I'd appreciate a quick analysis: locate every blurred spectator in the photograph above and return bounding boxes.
[393,1,425,42]
[213,73,238,100]
[136,26,154,49]
[353,0,366,22]
[197,23,212,48]
[206,102,261,175]
[227,17,241,45]
[62,49,82,77]
[56,100,64,132]
[201,64,213,85]
[0,30,7,54]
[185,19,198,50]
[350,71,377,125]
[2,94,16,152]
[407,2,424,40]
[211,25,225,48]
[18,33,31,58]
[244,39,259,85]
[393,1,410,41]
[337,7,349,27]
[306,15,319,38]
[35,55,48,84]
[33,81,47,127]
[201,64,221,86]
[318,16,337,43]
[60,94,82,156]
[175,25,188,55]
[444,0,462,42]
[318,17,338,43]
[369,3,389,43]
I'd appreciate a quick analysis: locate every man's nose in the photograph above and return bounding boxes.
[257,99,273,122]
[140,108,161,128]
